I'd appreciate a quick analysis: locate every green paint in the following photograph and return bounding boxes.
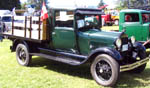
[50,8,123,55]
[52,27,76,52]
[78,30,120,55]
[119,9,150,41]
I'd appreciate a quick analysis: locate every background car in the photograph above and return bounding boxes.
[0,15,12,32]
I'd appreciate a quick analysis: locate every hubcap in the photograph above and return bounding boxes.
[95,60,112,81]
[18,47,26,63]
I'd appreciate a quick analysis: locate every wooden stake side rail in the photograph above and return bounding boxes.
[6,16,48,41]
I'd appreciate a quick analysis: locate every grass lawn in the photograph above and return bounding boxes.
[102,26,119,31]
[0,39,150,88]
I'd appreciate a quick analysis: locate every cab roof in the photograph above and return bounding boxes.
[120,9,150,13]
[50,8,103,15]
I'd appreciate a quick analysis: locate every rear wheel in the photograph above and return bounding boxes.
[91,54,119,87]
[114,20,119,25]
[16,44,32,66]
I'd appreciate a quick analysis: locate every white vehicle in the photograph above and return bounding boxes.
[0,15,12,32]
[0,10,11,15]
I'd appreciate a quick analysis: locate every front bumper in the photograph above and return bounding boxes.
[120,58,149,72]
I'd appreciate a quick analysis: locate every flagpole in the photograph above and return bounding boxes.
[43,0,51,25]
[43,0,54,47]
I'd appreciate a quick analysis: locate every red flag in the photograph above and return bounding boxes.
[41,2,48,21]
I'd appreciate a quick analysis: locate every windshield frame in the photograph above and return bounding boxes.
[75,14,101,31]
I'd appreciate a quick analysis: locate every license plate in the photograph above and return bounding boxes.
[122,44,128,51]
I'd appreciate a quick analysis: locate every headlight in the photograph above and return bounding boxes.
[116,38,122,48]
[131,36,135,44]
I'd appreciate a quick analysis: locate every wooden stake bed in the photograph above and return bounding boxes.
[3,16,50,42]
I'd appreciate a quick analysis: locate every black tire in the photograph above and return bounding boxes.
[108,23,113,26]
[16,44,32,66]
[91,54,119,87]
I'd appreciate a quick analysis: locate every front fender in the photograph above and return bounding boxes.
[88,47,122,61]
[133,42,147,59]
[133,42,146,51]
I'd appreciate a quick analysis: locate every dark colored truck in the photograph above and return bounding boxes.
[0,8,149,87]
[119,9,150,48]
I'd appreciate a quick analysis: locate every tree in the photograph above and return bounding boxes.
[117,0,149,9]
[128,0,148,8]
[0,0,21,10]
[98,0,105,8]
[27,0,48,10]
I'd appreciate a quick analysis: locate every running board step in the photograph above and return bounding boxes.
[30,53,83,66]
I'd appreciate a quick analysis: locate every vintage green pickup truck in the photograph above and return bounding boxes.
[119,9,150,48]
[1,8,149,87]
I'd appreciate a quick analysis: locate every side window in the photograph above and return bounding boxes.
[55,11,74,28]
[125,13,139,22]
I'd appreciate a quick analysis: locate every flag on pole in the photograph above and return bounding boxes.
[41,2,48,21]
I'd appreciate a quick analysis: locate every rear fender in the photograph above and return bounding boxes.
[11,39,29,52]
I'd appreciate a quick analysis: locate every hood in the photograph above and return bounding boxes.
[89,30,121,39]
[83,29,122,49]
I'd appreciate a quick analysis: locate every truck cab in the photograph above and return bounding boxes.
[119,9,150,46]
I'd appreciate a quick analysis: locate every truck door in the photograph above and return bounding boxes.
[52,11,76,52]
[121,13,143,41]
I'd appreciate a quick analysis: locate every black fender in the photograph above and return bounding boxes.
[11,39,30,52]
[133,42,147,59]
[133,42,146,51]
[88,47,122,62]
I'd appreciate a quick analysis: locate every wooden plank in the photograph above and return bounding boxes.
[42,19,50,40]
[6,16,44,41]
[42,20,46,40]
[32,16,40,21]
[12,16,14,35]
[24,16,27,37]
[29,17,32,38]
[38,16,41,40]
[14,16,25,20]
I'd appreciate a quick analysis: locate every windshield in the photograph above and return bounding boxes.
[2,16,11,22]
[76,14,100,31]
[142,13,150,23]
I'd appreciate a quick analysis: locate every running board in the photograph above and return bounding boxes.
[30,53,84,65]
[30,48,88,65]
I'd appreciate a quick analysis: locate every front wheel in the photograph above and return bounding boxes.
[16,44,32,66]
[91,54,119,87]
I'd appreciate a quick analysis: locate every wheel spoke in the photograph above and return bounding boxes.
[95,60,112,81]
[18,47,26,63]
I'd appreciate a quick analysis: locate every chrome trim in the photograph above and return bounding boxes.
[120,58,149,72]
